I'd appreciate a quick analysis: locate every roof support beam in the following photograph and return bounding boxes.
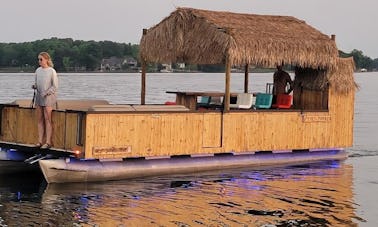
[224,54,231,112]
[141,61,146,105]
[141,29,148,105]
[244,64,249,93]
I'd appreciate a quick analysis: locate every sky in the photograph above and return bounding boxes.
[1,0,377,58]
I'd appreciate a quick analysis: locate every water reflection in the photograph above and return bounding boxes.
[0,161,361,226]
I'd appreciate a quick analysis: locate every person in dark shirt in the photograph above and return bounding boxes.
[273,65,293,95]
[272,65,293,105]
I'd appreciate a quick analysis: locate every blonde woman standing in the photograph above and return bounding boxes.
[32,52,58,149]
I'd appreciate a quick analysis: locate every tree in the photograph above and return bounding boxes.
[101,41,123,58]
[340,49,374,71]
[62,57,72,71]
[78,41,102,71]
[373,58,378,71]
[123,43,139,59]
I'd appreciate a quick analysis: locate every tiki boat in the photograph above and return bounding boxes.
[0,8,357,183]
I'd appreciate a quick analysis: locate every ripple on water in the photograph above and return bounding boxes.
[0,159,366,226]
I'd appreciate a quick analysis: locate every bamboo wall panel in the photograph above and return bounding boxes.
[0,82,354,158]
[51,112,66,148]
[222,87,354,152]
[225,99,353,151]
[83,85,354,159]
[328,88,355,147]
[0,106,84,151]
[63,113,83,152]
[222,110,339,152]
[0,107,17,142]
[12,109,68,147]
[15,108,37,144]
[14,107,69,148]
[84,113,222,159]
[202,113,221,148]
[222,112,306,152]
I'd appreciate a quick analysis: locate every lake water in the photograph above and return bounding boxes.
[0,72,377,226]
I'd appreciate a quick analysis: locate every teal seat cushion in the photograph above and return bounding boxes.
[255,93,273,109]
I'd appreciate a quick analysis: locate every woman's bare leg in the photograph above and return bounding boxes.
[43,106,53,145]
[36,106,45,144]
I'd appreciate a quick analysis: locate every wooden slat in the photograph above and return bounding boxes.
[202,113,222,148]
[0,107,17,142]
[51,112,65,148]
[64,112,83,151]
[85,113,215,159]
[15,108,37,144]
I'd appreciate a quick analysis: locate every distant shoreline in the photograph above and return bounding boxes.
[0,67,277,74]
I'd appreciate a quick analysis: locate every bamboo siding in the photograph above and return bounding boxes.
[83,86,353,159]
[63,112,84,152]
[202,113,222,148]
[0,106,18,142]
[14,108,37,144]
[0,106,83,152]
[84,112,224,159]
[0,84,354,159]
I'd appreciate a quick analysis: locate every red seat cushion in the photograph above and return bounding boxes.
[272,94,292,109]
[164,101,176,105]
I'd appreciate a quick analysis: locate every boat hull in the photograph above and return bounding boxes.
[39,149,347,183]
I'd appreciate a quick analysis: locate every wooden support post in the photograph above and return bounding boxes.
[224,55,231,112]
[244,64,249,93]
[76,113,84,146]
[0,105,3,136]
[141,29,147,105]
[141,61,146,105]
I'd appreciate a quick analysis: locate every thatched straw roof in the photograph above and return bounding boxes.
[294,57,357,94]
[328,57,358,94]
[140,7,339,69]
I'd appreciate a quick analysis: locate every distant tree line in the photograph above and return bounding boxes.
[1,37,377,72]
[339,49,378,71]
[0,38,138,72]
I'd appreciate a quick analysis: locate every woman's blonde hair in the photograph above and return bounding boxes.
[39,52,54,67]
